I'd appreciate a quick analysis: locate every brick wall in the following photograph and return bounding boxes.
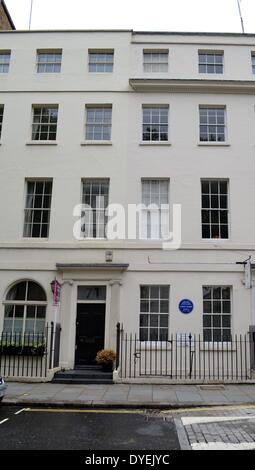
[0,3,13,30]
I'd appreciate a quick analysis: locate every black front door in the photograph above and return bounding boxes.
[75,303,105,365]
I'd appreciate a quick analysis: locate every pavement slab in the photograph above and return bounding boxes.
[2,382,255,408]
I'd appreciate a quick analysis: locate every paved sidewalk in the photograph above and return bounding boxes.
[2,382,255,408]
[175,406,255,450]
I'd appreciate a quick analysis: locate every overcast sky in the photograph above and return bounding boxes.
[4,0,255,33]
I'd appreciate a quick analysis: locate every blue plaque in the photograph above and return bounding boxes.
[179,299,194,314]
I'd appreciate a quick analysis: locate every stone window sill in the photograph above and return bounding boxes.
[139,141,171,146]
[198,142,230,147]
[81,141,112,146]
[26,141,58,146]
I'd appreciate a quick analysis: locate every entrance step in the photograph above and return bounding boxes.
[52,377,113,385]
[52,366,113,385]
[74,365,102,371]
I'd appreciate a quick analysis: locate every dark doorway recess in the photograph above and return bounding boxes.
[75,303,105,365]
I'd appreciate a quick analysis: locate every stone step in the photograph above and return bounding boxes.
[54,371,112,380]
[52,367,113,384]
[75,365,102,370]
[52,377,113,385]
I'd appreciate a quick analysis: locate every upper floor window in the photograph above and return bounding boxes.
[142,106,169,142]
[32,106,58,141]
[143,50,168,73]
[0,105,4,139]
[85,106,112,141]
[141,179,169,239]
[81,179,109,238]
[3,280,47,336]
[88,50,114,72]
[36,50,62,73]
[251,53,255,74]
[199,106,226,142]
[198,51,224,74]
[23,180,53,238]
[0,51,11,73]
[201,179,229,239]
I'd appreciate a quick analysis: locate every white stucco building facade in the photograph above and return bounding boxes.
[0,29,255,379]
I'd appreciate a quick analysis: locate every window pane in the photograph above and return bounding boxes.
[203,301,211,313]
[203,316,211,327]
[140,286,149,298]
[203,287,211,299]
[149,329,158,341]
[160,315,168,327]
[150,300,159,313]
[140,300,149,312]
[77,286,106,300]
[140,314,148,327]
[4,305,15,318]
[25,319,35,333]
[213,315,221,327]
[6,282,27,300]
[27,282,46,301]
[26,305,36,318]
[204,329,212,341]
[140,328,148,341]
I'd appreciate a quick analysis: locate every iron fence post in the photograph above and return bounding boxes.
[115,322,121,369]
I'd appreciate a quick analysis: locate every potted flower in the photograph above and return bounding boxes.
[95,349,116,371]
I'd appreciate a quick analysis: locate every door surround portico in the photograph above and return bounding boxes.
[56,263,129,370]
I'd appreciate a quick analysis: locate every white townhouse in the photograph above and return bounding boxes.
[0,29,255,382]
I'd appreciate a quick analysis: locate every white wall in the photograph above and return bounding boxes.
[0,30,254,368]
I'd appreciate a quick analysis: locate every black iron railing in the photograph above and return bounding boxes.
[117,327,255,382]
[0,323,61,379]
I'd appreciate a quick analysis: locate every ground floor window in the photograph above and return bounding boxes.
[203,285,231,342]
[3,280,47,336]
[140,285,169,341]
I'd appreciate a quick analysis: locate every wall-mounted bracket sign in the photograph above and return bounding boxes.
[178,299,194,314]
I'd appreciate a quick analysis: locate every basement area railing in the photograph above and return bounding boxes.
[116,325,255,382]
[0,322,61,379]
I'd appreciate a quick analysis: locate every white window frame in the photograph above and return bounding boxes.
[3,281,47,337]
[31,105,58,141]
[141,179,169,240]
[23,179,53,239]
[0,51,11,73]
[140,285,170,342]
[36,50,62,73]
[88,50,114,73]
[143,50,169,73]
[198,51,224,74]
[85,106,112,141]
[202,285,232,343]
[81,178,110,239]
[199,106,226,143]
[201,179,229,240]
[142,106,169,142]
